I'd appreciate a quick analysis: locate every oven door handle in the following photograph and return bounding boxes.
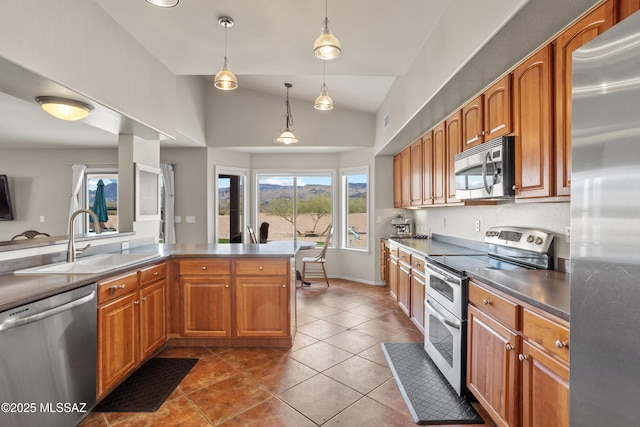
[482,151,494,195]
[426,299,461,330]
[425,264,460,286]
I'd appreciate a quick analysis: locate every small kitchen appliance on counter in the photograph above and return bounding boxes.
[390,214,413,238]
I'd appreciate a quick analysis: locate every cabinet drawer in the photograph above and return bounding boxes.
[398,249,411,264]
[98,271,138,304]
[469,282,519,330]
[179,259,230,276]
[139,262,166,285]
[523,308,569,363]
[390,246,399,257]
[235,259,288,276]
[411,256,425,273]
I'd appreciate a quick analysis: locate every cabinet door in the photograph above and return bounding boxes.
[410,271,425,332]
[400,147,411,207]
[422,130,434,205]
[467,305,519,427]
[462,95,484,150]
[181,276,232,337]
[140,280,167,360]
[389,255,399,301]
[521,341,569,427]
[410,138,423,206]
[398,262,411,316]
[97,292,139,397]
[617,0,640,21]
[235,276,289,337]
[484,74,513,141]
[393,154,402,208]
[432,121,446,205]
[554,2,614,196]
[445,110,463,204]
[513,45,553,199]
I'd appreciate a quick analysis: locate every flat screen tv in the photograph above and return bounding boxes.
[0,175,14,221]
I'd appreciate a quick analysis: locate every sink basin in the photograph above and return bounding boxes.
[14,253,160,275]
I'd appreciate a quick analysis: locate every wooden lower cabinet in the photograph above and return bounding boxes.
[467,304,520,427]
[389,247,399,301]
[235,275,288,337]
[97,263,167,399]
[181,276,231,337]
[467,280,570,427]
[97,291,139,398]
[397,260,411,316]
[380,240,390,284]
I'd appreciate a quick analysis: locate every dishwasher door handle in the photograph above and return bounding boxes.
[0,290,96,331]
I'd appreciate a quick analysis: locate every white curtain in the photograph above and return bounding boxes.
[68,164,87,234]
[160,163,176,244]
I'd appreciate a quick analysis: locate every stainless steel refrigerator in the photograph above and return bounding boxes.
[571,10,640,426]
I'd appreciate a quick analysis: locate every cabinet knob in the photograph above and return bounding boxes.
[506,343,513,351]
[518,354,527,362]
[154,271,159,276]
[259,266,264,270]
[225,284,229,288]
[109,284,126,295]
[512,184,519,190]
[481,130,486,136]
[482,298,491,305]
[134,300,140,305]
[555,340,568,349]
[141,297,147,302]
[282,285,286,288]
[202,266,207,271]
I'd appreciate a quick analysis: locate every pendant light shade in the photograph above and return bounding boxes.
[35,96,93,121]
[315,61,333,110]
[275,83,298,144]
[314,1,341,60]
[214,16,237,91]
[145,0,179,7]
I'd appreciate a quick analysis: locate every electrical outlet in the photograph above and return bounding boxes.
[121,241,129,250]
[475,220,481,232]
[565,225,571,243]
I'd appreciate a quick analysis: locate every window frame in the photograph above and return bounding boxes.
[340,165,369,253]
[83,167,118,234]
[253,169,336,246]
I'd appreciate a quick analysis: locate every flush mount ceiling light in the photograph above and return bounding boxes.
[313,0,341,60]
[145,0,179,7]
[314,61,333,110]
[214,16,238,91]
[275,83,298,145]
[35,96,94,121]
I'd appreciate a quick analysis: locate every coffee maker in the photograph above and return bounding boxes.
[390,214,413,238]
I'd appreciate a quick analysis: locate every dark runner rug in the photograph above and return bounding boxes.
[93,357,198,413]
[381,342,483,425]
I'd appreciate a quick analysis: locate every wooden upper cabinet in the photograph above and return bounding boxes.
[445,110,463,204]
[513,45,553,199]
[422,130,434,205]
[410,137,423,206]
[617,0,640,21]
[554,2,614,197]
[462,95,484,150]
[400,147,411,207]
[484,74,513,141]
[393,154,402,208]
[432,121,446,205]
[462,74,513,150]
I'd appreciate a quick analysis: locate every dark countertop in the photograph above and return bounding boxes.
[467,268,570,321]
[0,241,309,313]
[385,237,570,322]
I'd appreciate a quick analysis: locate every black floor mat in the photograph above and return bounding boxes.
[93,357,198,413]
[381,342,483,425]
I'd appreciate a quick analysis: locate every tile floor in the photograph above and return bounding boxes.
[79,279,495,426]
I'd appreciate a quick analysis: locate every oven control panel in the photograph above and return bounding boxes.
[484,226,553,253]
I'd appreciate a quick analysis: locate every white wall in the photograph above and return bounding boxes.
[176,76,208,147]
[0,0,176,138]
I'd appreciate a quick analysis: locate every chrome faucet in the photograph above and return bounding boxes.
[67,209,102,262]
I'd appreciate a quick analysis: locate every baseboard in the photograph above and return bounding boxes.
[327,274,386,286]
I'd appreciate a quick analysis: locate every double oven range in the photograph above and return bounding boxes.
[423,226,554,396]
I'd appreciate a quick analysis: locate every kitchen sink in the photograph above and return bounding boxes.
[14,253,160,275]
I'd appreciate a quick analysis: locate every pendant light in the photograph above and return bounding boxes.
[314,61,333,110]
[214,16,238,90]
[145,0,179,7]
[275,83,298,145]
[313,0,341,60]
[35,96,93,121]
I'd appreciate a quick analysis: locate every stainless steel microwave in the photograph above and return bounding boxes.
[454,136,515,200]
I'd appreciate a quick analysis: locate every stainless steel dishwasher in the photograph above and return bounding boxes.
[0,283,97,427]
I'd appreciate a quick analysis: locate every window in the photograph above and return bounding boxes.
[341,166,368,251]
[256,171,334,246]
[216,166,248,243]
[85,170,118,233]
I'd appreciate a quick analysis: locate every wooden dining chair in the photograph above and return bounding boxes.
[302,225,332,287]
[247,225,258,244]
